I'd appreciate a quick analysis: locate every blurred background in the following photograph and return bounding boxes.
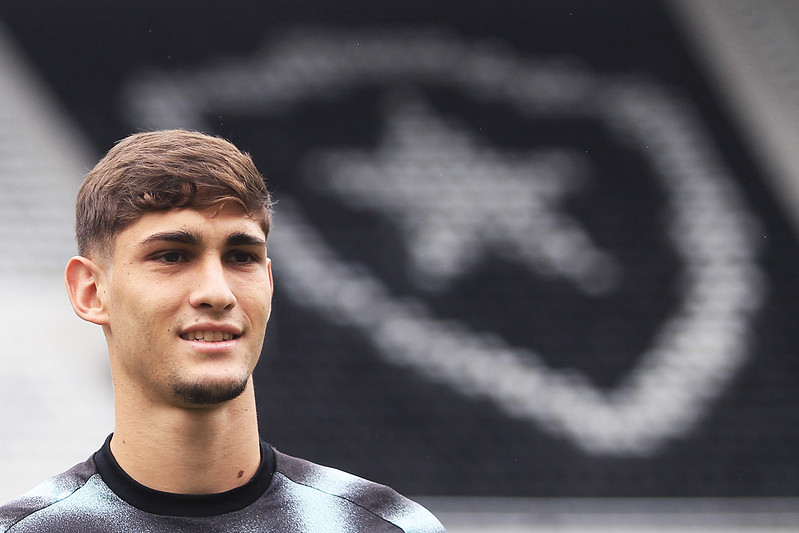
[0,0,798,530]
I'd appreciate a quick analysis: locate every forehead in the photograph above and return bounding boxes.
[114,205,266,249]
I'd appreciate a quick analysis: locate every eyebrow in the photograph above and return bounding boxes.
[139,230,199,247]
[137,230,266,248]
[226,232,267,248]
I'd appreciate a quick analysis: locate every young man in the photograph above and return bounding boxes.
[0,130,445,532]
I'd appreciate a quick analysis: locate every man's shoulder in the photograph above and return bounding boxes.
[0,456,99,532]
[271,449,446,533]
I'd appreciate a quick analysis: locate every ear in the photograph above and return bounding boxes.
[65,256,110,326]
[266,257,274,320]
[266,258,274,293]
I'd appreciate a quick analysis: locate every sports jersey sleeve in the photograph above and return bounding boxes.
[272,449,446,533]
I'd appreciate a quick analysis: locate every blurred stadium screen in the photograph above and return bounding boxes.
[0,0,798,530]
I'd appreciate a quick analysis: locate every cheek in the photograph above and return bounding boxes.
[244,299,271,327]
[108,287,172,337]
[238,280,272,318]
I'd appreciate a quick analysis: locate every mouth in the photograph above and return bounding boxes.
[179,331,241,342]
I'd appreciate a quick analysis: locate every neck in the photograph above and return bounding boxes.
[110,380,261,494]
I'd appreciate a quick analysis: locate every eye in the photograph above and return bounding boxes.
[156,251,185,263]
[229,251,259,264]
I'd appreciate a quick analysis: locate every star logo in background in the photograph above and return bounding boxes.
[305,92,620,294]
[123,29,765,456]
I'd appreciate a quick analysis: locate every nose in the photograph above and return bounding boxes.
[189,257,237,311]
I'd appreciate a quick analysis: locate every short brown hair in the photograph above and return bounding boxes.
[76,130,272,258]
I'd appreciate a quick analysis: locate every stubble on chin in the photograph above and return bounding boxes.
[170,377,250,406]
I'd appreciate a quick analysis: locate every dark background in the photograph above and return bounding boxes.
[1,0,797,497]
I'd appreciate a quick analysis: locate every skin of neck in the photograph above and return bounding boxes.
[109,376,262,495]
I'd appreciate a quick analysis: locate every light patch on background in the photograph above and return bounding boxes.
[673,0,799,237]
[0,23,112,504]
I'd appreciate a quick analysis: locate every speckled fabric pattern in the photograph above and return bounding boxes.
[0,441,445,532]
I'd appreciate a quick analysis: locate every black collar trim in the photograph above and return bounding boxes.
[93,434,275,517]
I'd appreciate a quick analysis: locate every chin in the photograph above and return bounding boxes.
[170,376,250,406]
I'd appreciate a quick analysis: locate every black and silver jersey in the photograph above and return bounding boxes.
[0,436,445,532]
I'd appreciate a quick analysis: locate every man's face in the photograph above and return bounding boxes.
[98,204,273,407]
